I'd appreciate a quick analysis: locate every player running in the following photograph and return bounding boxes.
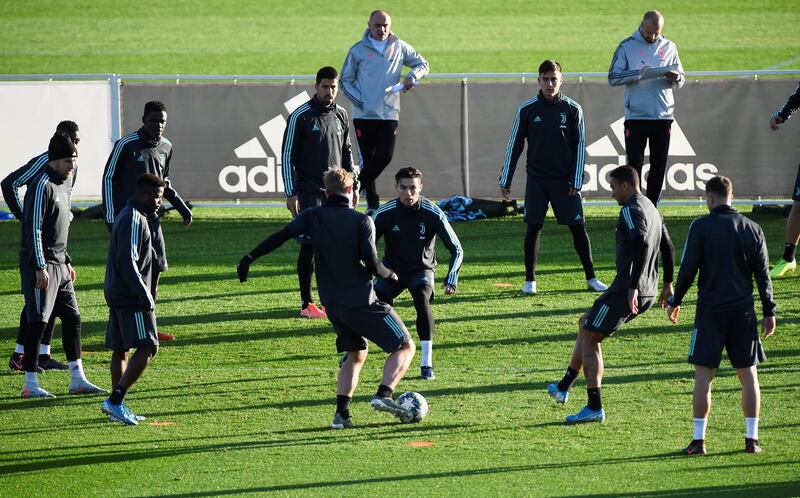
[547,165,675,423]
[371,167,463,380]
[499,60,607,295]
[665,176,776,455]
[237,168,418,429]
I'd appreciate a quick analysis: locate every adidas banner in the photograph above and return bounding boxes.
[121,80,799,200]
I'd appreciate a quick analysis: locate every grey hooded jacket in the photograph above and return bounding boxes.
[341,30,429,121]
[608,28,684,120]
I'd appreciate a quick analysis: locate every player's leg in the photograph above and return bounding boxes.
[102,309,158,425]
[522,176,548,294]
[297,193,326,318]
[9,308,27,371]
[684,365,714,455]
[581,329,605,405]
[727,307,765,452]
[20,263,58,397]
[334,349,367,429]
[569,224,607,291]
[769,166,800,277]
[55,269,106,394]
[409,283,435,379]
[353,119,379,213]
[361,120,398,212]
[37,313,65,370]
[644,120,672,206]
[623,120,648,183]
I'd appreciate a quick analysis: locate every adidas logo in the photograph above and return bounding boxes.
[392,225,401,232]
[312,123,320,132]
[137,154,145,162]
[582,117,718,193]
[219,91,311,194]
[533,116,542,123]
[574,214,582,221]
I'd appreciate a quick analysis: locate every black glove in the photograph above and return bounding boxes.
[237,254,253,282]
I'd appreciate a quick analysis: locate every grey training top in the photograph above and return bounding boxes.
[21,166,72,269]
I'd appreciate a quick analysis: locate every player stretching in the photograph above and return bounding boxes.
[237,168,418,428]
[372,167,463,380]
[499,60,607,295]
[547,165,674,423]
[666,176,776,455]
[101,174,165,425]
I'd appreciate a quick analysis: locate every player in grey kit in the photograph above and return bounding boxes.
[547,165,674,423]
[3,120,80,372]
[101,174,165,425]
[666,176,776,455]
[237,168,418,429]
[18,132,105,398]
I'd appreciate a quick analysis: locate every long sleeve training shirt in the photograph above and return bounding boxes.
[281,96,355,198]
[102,128,191,224]
[20,166,72,269]
[373,196,463,288]
[104,199,156,311]
[499,92,586,190]
[3,152,77,221]
[670,205,776,316]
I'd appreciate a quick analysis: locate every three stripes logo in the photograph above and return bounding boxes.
[582,117,718,193]
[218,91,311,194]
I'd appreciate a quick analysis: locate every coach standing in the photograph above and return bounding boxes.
[608,10,684,206]
[341,10,429,215]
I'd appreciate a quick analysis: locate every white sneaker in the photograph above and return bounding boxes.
[69,379,109,395]
[21,385,55,398]
[586,278,608,292]
[522,281,537,295]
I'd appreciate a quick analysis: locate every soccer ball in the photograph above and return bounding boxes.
[397,391,429,423]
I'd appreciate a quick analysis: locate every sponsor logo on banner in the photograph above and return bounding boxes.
[218,91,310,194]
[582,117,718,193]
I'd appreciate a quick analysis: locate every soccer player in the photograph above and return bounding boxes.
[237,168,418,429]
[341,9,429,214]
[767,82,800,278]
[282,66,357,319]
[608,10,684,206]
[499,60,607,295]
[665,176,776,455]
[372,167,463,380]
[102,101,192,341]
[18,132,105,398]
[547,165,675,423]
[101,173,165,425]
[3,120,80,372]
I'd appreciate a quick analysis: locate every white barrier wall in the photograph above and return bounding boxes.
[0,81,113,200]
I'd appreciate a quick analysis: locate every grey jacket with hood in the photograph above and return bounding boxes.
[341,29,429,121]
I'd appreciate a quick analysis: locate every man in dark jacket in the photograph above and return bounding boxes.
[101,173,165,425]
[499,60,606,296]
[666,176,776,455]
[282,66,357,319]
[238,168,418,429]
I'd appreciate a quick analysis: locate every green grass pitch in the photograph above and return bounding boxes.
[1,0,800,495]
[0,206,798,496]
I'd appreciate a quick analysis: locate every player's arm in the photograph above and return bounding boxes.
[401,41,429,86]
[359,216,396,280]
[608,42,640,86]
[499,104,529,197]
[569,103,586,192]
[23,178,50,288]
[281,109,303,215]
[752,226,777,336]
[658,221,676,307]
[116,214,156,310]
[2,157,46,221]
[339,112,361,200]
[667,45,685,88]
[340,50,364,109]
[623,206,652,313]
[670,219,702,308]
[161,150,192,226]
[237,212,308,282]
[771,83,800,129]
[432,205,464,293]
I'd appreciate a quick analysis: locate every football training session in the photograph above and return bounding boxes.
[1,1,799,496]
